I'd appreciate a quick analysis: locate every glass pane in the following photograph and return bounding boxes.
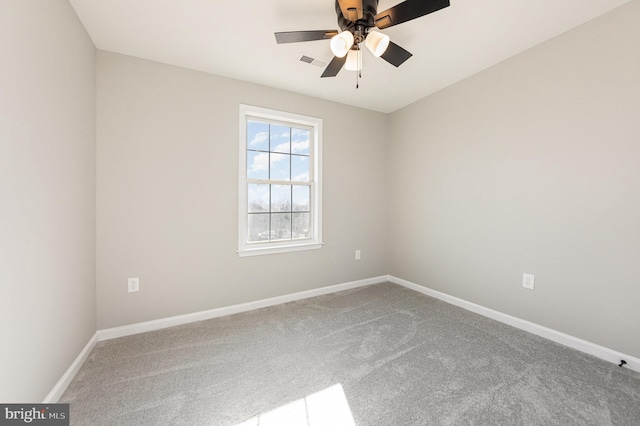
[271,185,291,212]
[248,184,269,213]
[292,213,310,239]
[248,213,269,242]
[247,121,269,152]
[270,153,290,181]
[270,124,290,153]
[247,151,269,180]
[292,186,310,212]
[271,213,291,240]
[291,155,310,182]
[291,128,310,155]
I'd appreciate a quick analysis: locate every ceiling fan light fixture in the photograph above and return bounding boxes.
[330,31,354,58]
[365,30,390,57]
[345,49,361,72]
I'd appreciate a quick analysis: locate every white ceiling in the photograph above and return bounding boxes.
[69,0,631,113]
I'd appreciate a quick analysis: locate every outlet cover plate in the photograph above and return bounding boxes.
[522,273,535,290]
[128,277,140,293]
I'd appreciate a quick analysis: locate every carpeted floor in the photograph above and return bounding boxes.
[61,283,640,425]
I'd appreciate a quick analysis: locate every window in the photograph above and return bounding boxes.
[238,104,322,256]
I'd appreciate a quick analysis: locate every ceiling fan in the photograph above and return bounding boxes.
[275,0,450,78]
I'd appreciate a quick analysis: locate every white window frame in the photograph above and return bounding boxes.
[238,104,323,257]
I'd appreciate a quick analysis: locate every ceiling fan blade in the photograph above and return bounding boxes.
[374,0,450,29]
[274,30,339,44]
[337,0,364,22]
[321,55,347,78]
[380,41,413,67]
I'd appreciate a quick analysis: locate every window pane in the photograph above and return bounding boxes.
[248,184,269,213]
[291,128,310,155]
[248,213,269,242]
[271,213,291,240]
[270,124,290,153]
[291,155,310,182]
[292,186,310,212]
[270,153,290,181]
[292,213,310,239]
[247,151,269,180]
[240,106,321,255]
[271,185,291,212]
[247,121,269,152]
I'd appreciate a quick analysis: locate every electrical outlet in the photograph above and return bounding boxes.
[522,273,535,290]
[128,277,140,293]
[355,250,361,260]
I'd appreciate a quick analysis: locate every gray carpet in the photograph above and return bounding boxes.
[61,283,640,425]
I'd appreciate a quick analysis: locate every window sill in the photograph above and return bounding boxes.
[238,242,323,257]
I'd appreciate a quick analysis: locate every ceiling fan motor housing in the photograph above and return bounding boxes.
[335,0,379,42]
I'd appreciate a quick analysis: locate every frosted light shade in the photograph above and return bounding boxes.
[345,50,361,71]
[330,31,354,58]
[365,30,390,57]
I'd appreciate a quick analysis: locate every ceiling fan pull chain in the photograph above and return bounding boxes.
[356,46,361,89]
[355,45,359,89]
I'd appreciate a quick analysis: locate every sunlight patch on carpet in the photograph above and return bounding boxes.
[237,384,355,426]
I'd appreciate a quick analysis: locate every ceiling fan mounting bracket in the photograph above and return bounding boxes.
[336,0,378,36]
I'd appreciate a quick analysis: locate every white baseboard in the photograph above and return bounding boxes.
[47,274,638,402]
[43,333,97,403]
[97,275,388,341]
[47,276,385,401]
[388,275,640,374]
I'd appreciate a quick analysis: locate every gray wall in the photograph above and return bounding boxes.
[96,51,388,329]
[0,0,97,401]
[3,0,637,402]
[388,1,640,358]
